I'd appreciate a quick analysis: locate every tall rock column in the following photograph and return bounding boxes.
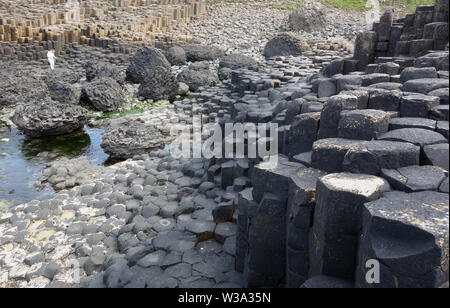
[309,173,390,280]
[433,0,449,22]
[353,31,377,71]
[375,7,393,58]
[243,159,303,287]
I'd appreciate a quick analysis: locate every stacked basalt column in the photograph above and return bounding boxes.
[351,2,449,72]
[234,2,449,289]
[0,0,206,61]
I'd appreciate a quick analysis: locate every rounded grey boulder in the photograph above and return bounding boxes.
[84,62,125,85]
[101,118,168,159]
[165,46,187,66]
[288,3,326,32]
[182,44,226,62]
[218,67,233,81]
[177,62,218,92]
[126,47,171,83]
[82,77,126,112]
[46,79,81,105]
[44,68,83,85]
[12,100,88,137]
[264,33,311,58]
[138,66,179,101]
[219,54,257,70]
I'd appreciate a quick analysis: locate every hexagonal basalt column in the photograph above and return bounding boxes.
[251,159,304,203]
[400,94,440,118]
[317,94,359,140]
[311,138,364,173]
[286,112,321,158]
[309,173,391,280]
[244,193,287,288]
[236,188,258,273]
[338,109,390,141]
[353,31,378,71]
[356,191,449,288]
[343,140,421,175]
[286,167,327,287]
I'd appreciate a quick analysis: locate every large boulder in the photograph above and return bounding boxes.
[177,62,218,92]
[0,67,50,107]
[84,61,125,85]
[84,61,100,82]
[138,66,179,101]
[264,33,311,58]
[165,46,187,66]
[46,79,81,105]
[82,77,126,112]
[44,68,83,85]
[126,47,171,84]
[101,117,169,159]
[288,3,326,32]
[12,100,88,137]
[181,44,225,62]
[219,54,257,70]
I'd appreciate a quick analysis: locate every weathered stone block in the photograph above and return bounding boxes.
[361,73,391,87]
[402,78,448,94]
[339,90,369,109]
[338,109,390,141]
[428,88,449,105]
[287,112,321,157]
[343,58,360,75]
[377,7,393,42]
[367,89,402,111]
[356,191,449,288]
[353,31,378,71]
[317,78,336,98]
[236,188,258,272]
[311,138,363,173]
[389,117,436,131]
[221,161,236,189]
[436,120,449,140]
[381,165,448,192]
[433,0,449,22]
[321,58,344,78]
[286,167,327,286]
[251,159,303,203]
[423,143,449,171]
[388,25,403,56]
[244,193,286,287]
[409,39,434,57]
[317,94,359,139]
[399,67,438,83]
[333,75,363,93]
[309,173,390,279]
[400,94,440,117]
[378,128,447,148]
[343,140,421,175]
[374,62,400,75]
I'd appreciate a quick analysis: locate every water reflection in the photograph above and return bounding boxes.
[21,129,91,158]
[0,125,109,205]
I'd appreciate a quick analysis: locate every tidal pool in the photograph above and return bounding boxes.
[0,125,109,206]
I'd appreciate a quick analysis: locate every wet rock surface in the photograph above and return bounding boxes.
[101,106,176,159]
[12,100,88,137]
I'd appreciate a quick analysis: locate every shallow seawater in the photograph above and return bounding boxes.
[0,125,108,206]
